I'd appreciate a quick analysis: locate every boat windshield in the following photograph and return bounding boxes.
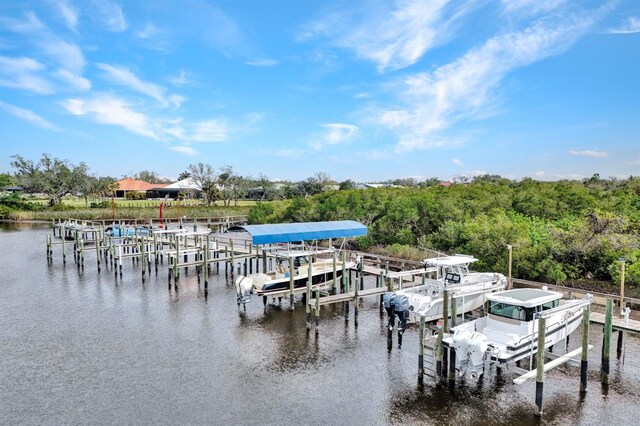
[439,264,469,280]
[293,257,308,268]
[489,300,560,321]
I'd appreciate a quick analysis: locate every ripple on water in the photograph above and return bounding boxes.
[1,224,640,425]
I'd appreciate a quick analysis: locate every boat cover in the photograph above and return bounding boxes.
[231,220,367,245]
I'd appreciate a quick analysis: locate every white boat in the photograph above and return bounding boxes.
[235,250,354,305]
[443,288,591,372]
[384,255,507,324]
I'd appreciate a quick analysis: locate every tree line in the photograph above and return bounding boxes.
[247,177,640,287]
[2,154,347,207]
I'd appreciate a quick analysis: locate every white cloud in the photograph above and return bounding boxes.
[275,149,305,158]
[168,145,198,156]
[60,94,159,139]
[94,0,127,32]
[55,0,79,32]
[501,0,567,16]
[0,11,87,87]
[0,100,59,130]
[0,56,54,94]
[136,22,159,39]
[568,149,608,158]
[322,123,359,144]
[189,119,228,142]
[0,12,46,34]
[376,7,609,152]
[59,92,230,144]
[607,16,640,34]
[168,70,191,87]
[311,123,360,150]
[359,149,391,161]
[299,0,474,72]
[97,63,171,105]
[245,58,279,67]
[42,40,85,73]
[557,173,585,180]
[167,94,186,109]
[54,69,91,91]
[451,158,463,166]
[534,170,545,177]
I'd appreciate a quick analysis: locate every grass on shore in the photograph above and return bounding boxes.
[26,196,258,208]
[6,206,251,221]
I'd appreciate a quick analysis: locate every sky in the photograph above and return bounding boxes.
[0,0,638,182]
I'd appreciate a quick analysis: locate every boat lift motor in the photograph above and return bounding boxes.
[383,292,396,329]
[394,294,410,346]
[383,292,411,347]
[235,276,254,307]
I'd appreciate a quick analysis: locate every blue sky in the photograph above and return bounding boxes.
[0,0,638,182]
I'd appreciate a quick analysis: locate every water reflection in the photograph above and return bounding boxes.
[1,224,640,425]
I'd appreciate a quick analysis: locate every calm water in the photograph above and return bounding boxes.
[1,224,639,425]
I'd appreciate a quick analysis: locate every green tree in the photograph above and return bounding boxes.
[0,173,16,188]
[188,162,218,205]
[11,154,90,205]
[339,179,356,190]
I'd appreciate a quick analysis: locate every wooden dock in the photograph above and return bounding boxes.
[590,311,640,335]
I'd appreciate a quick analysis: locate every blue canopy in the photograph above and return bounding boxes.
[232,220,367,245]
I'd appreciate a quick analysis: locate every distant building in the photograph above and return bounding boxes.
[147,177,201,199]
[354,183,403,189]
[439,181,452,187]
[115,179,165,198]
[1,186,23,193]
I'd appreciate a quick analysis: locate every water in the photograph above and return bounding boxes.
[1,224,639,425]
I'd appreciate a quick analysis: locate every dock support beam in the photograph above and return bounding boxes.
[580,304,590,392]
[289,260,295,311]
[331,251,337,295]
[418,314,425,384]
[306,257,312,331]
[535,316,547,416]
[601,299,613,384]
[443,290,449,334]
[507,244,513,290]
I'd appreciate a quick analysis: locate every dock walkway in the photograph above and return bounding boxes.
[590,312,640,335]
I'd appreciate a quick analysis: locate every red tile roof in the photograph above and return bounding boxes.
[116,179,167,191]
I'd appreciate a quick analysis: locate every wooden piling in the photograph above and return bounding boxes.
[341,252,347,293]
[332,251,337,295]
[619,258,626,317]
[315,289,320,334]
[289,259,295,311]
[230,239,235,277]
[174,235,179,282]
[141,237,146,280]
[204,237,209,291]
[95,231,100,271]
[601,299,613,384]
[435,324,443,380]
[418,314,425,384]
[580,304,590,392]
[443,290,449,333]
[306,257,312,330]
[61,224,66,263]
[507,244,513,290]
[617,330,624,359]
[451,295,457,328]
[535,316,547,416]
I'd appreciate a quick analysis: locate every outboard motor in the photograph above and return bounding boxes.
[383,292,412,348]
[394,294,410,347]
[383,293,396,349]
[235,276,254,307]
[383,292,396,328]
